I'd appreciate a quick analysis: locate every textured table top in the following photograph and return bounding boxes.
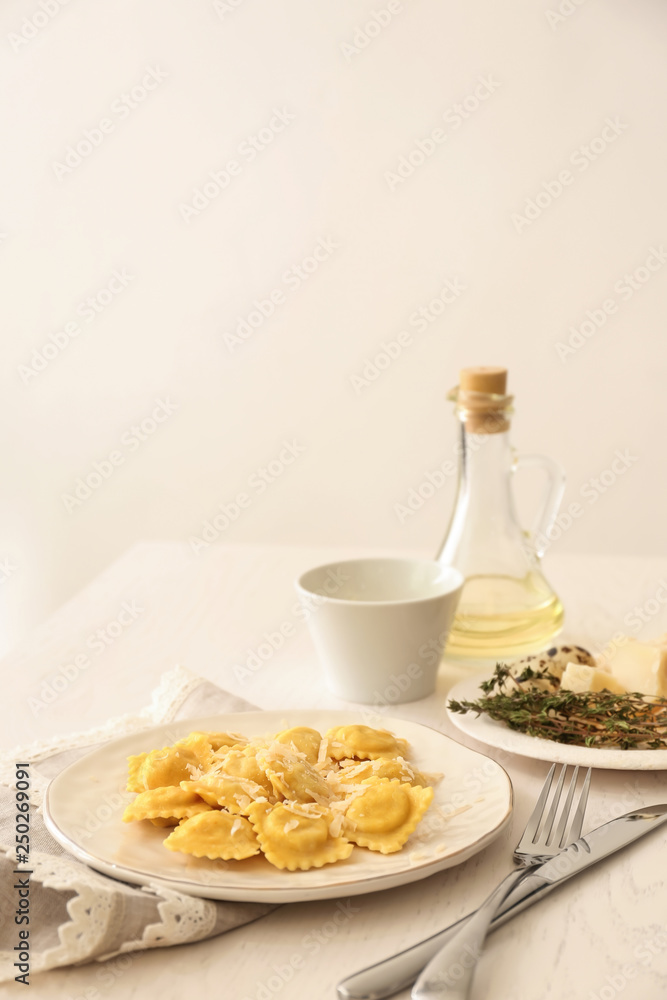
[4,542,667,1000]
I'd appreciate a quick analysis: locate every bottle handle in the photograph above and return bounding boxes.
[513,453,566,558]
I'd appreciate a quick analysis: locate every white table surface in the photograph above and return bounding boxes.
[3,542,667,1000]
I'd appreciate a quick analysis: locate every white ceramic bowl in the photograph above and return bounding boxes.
[295,557,463,704]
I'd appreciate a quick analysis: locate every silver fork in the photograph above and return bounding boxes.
[411,763,592,1000]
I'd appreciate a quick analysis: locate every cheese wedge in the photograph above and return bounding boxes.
[605,639,667,697]
[560,662,626,695]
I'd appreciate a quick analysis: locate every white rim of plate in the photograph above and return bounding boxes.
[42,710,514,902]
[446,674,667,770]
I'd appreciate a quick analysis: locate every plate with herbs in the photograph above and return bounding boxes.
[446,646,667,770]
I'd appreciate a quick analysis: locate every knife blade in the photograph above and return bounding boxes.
[336,802,667,1000]
[508,802,667,898]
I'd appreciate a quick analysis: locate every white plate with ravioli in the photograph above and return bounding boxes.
[43,710,512,903]
[447,674,667,770]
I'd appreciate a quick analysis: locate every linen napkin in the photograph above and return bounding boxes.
[0,666,277,982]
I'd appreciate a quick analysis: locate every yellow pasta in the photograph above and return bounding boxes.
[258,751,333,805]
[164,811,260,860]
[344,781,434,853]
[180,775,270,815]
[273,727,322,764]
[126,734,214,792]
[122,786,212,823]
[126,753,148,792]
[121,722,438,870]
[336,756,429,788]
[188,731,248,752]
[325,725,410,761]
[213,747,274,797]
[248,801,353,871]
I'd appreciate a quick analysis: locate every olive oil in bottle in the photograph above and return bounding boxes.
[436,367,565,658]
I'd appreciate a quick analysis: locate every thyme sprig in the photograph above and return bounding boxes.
[450,663,667,750]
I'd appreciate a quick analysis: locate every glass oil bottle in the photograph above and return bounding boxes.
[436,366,565,658]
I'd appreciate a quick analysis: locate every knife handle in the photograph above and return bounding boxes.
[412,870,526,1000]
[337,804,667,1000]
[336,877,550,1000]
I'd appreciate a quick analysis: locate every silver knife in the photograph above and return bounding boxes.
[337,803,667,1000]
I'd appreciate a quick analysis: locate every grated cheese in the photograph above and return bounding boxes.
[317,738,329,766]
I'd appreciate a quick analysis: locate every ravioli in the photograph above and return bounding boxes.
[248,801,353,870]
[257,750,332,805]
[126,753,148,792]
[273,727,322,764]
[121,721,436,870]
[126,734,214,792]
[188,731,249,752]
[344,781,433,853]
[214,747,274,797]
[122,786,212,823]
[326,725,410,761]
[164,811,260,860]
[180,774,269,815]
[336,756,429,788]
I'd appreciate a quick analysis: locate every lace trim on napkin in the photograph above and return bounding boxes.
[104,884,218,960]
[0,666,201,806]
[0,848,218,977]
[0,666,274,982]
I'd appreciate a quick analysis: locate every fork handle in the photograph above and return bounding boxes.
[411,870,526,999]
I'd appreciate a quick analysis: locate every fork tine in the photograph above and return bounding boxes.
[522,763,556,843]
[539,763,567,845]
[552,765,579,847]
[565,767,592,843]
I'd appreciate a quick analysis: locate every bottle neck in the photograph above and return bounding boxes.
[437,416,520,568]
[458,422,513,496]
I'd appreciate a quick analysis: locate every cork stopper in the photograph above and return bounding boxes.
[460,366,507,396]
[454,366,511,434]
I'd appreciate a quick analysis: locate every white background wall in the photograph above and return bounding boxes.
[1,0,666,653]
